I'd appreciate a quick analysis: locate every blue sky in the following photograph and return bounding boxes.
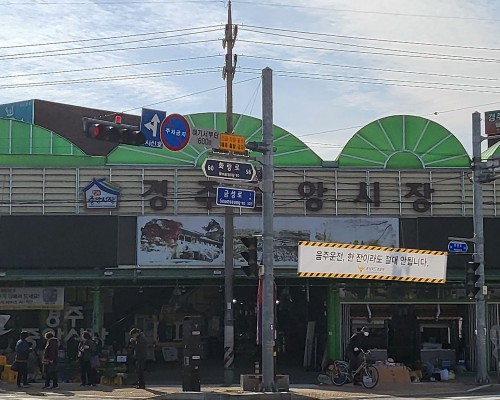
[1,0,500,160]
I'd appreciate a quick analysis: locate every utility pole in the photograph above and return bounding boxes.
[222,0,237,386]
[472,111,489,383]
[261,67,275,391]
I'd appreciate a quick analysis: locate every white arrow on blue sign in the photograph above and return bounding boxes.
[140,108,166,148]
[216,186,255,208]
[447,241,468,253]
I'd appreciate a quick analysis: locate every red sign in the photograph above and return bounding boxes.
[485,110,500,135]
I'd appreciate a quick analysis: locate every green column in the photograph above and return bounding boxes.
[92,285,101,335]
[327,283,341,360]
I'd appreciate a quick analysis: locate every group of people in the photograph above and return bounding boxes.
[13,328,106,390]
[13,327,147,390]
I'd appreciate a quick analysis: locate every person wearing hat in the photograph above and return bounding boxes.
[345,327,370,385]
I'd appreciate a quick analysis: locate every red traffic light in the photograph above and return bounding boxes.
[83,117,145,146]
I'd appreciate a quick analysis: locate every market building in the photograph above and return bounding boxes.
[0,99,499,377]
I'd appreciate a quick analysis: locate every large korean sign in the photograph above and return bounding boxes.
[0,287,64,310]
[298,242,447,283]
[485,110,500,135]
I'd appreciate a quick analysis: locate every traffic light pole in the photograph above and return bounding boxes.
[261,67,275,392]
[472,111,489,383]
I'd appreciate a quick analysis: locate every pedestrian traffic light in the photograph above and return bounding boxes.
[465,261,480,299]
[82,117,146,146]
[240,236,259,277]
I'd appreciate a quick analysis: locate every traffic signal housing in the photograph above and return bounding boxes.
[465,261,480,299]
[240,236,259,278]
[82,117,146,146]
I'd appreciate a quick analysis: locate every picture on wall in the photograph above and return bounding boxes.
[234,216,399,267]
[137,216,225,266]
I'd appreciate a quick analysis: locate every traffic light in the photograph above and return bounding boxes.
[82,117,146,146]
[465,261,480,299]
[240,236,259,277]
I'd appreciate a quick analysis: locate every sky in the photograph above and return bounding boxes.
[1,0,500,161]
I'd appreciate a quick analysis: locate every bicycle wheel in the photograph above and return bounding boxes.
[329,362,349,386]
[361,365,379,389]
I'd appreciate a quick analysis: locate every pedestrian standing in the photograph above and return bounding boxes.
[14,331,31,388]
[129,328,147,389]
[78,331,97,386]
[42,331,59,389]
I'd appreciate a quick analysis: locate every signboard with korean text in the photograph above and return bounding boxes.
[485,110,500,135]
[219,133,246,153]
[82,178,120,209]
[189,127,220,148]
[216,187,255,208]
[202,158,256,181]
[140,108,166,149]
[0,287,64,310]
[160,113,191,151]
[298,242,447,283]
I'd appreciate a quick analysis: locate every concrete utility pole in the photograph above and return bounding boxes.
[222,0,237,386]
[261,67,275,392]
[472,111,489,383]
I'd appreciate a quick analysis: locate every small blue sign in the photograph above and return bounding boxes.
[448,241,468,253]
[216,187,255,209]
[140,108,166,149]
[203,158,256,181]
[160,113,191,151]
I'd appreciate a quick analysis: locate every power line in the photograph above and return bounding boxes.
[242,54,500,83]
[241,24,500,52]
[238,39,500,65]
[0,25,222,50]
[0,55,221,79]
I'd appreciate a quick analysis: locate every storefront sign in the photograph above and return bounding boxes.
[83,178,120,209]
[0,287,64,310]
[298,242,447,283]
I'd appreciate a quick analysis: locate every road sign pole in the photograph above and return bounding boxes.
[472,112,489,383]
[261,67,275,392]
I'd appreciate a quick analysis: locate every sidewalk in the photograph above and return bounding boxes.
[1,376,498,399]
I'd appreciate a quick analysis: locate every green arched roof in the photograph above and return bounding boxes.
[481,140,500,160]
[107,112,322,167]
[0,117,105,166]
[337,115,470,169]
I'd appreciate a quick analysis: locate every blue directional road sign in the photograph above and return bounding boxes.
[447,241,468,253]
[160,113,191,151]
[216,187,255,208]
[202,158,256,181]
[140,108,166,149]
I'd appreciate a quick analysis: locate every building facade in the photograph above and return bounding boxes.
[0,100,499,373]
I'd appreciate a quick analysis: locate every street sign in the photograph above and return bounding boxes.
[160,113,191,151]
[447,241,468,253]
[189,126,220,149]
[216,186,255,208]
[219,133,246,153]
[140,108,166,148]
[202,158,256,181]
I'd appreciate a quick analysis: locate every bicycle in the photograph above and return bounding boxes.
[318,349,379,389]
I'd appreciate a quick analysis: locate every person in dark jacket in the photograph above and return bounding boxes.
[78,331,97,386]
[129,327,147,389]
[345,326,370,385]
[42,331,59,389]
[15,331,32,388]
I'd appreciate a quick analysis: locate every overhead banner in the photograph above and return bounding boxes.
[298,242,447,283]
[0,287,64,310]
